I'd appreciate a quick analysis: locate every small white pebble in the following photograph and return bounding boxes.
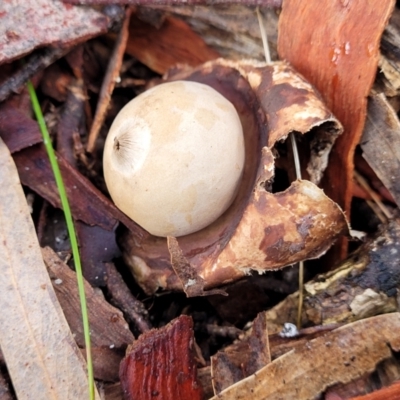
[279,322,299,338]
[54,278,63,285]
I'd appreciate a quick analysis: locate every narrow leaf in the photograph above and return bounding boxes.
[0,137,100,400]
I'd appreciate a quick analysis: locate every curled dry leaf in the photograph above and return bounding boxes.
[121,59,348,296]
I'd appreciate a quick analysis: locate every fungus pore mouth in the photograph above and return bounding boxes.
[110,121,152,175]
[111,131,136,169]
[114,137,121,151]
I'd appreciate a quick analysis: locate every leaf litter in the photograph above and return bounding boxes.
[1,1,400,399]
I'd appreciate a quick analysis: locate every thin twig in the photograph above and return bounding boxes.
[256,8,304,329]
[296,261,304,329]
[365,199,387,224]
[105,263,152,335]
[256,7,271,63]
[87,7,133,153]
[205,324,243,339]
[290,133,302,180]
[290,135,305,329]
[354,170,392,220]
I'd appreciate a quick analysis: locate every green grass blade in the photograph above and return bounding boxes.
[27,81,95,400]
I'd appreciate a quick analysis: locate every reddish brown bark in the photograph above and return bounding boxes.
[120,316,202,400]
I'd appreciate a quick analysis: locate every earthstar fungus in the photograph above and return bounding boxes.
[110,59,348,296]
[103,80,245,238]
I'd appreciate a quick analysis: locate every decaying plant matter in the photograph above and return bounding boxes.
[209,313,400,400]
[263,217,400,334]
[120,59,349,296]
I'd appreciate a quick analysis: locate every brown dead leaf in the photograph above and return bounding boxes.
[0,138,100,399]
[211,312,271,394]
[86,347,122,382]
[0,104,42,153]
[103,383,124,400]
[123,12,220,75]
[40,63,73,103]
[0,0,108,64]
[13,143,143,234]
[74,221,121,285]
[379,9,400,97]
[360,92,400,208]
[210,313,400,400]
[43,246,134,349]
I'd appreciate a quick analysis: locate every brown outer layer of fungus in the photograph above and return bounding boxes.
[120,60,348,296]
[277,0,395,258]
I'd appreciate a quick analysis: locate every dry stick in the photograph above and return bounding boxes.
[256,9,305,329]
[205,324,243,340]
[256,7,271,64]
[86,7,133,153]
[105,263,152,334]
[0,47,67,102]
[290,134,304,329]
[354,170,392,220]
[365,199,387,224]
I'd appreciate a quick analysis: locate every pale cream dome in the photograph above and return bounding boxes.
[103,80,245,237]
